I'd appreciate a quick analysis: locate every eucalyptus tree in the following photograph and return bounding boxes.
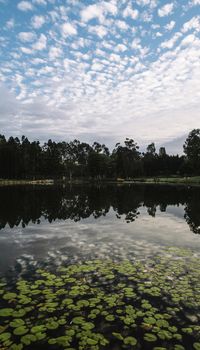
[143,143,157,176]
[112,138,142,178]
[183,129,200,174]
[88,142,111,179]
[42,139,64,177]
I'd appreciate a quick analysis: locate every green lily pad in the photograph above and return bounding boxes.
[13,326,28,336]
[124,336,137,346]
[174,345,185,350]
[105,315,115,322]
[3,292,17,300]
[144,333,157,342]
[0,332,11,342]
[10,344,23,350]
[35,332,46,341]
[0,308,14,317]
[21,334,37,345]
[31,325,46,334]
[112,332,123,341]
[46,321,59,330]
[10,319,25,328]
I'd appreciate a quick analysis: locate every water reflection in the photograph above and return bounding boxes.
[0,184,200,233]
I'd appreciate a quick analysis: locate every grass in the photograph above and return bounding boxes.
[0,179,54,186]
[1,176,200,187]
[132,176,200,185]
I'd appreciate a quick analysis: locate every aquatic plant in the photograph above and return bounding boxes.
[0,247,200,349]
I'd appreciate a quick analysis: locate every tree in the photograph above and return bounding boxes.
[147,142,156,156]
[42,139,64,177]
[112,138,142,178]
[88,142,110,178]
[159,147,166,157]
[92,142,110,156]
[143,143,157,176]
[183,129,200,174]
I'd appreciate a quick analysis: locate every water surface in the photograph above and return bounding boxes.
[1,184,200,350]
[0,183,200,274]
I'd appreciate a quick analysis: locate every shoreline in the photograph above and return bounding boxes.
[0,176,200,187]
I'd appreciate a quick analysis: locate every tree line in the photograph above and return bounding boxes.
[0,129,199,179]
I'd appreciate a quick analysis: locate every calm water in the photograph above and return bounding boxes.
[0,183,200,274]
[1,184,200,350]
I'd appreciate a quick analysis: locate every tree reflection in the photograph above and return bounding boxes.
[184,190,200,234]
[0,184,200,234]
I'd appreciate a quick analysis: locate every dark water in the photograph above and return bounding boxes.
[0,183,200,274]
[1,184,200,350]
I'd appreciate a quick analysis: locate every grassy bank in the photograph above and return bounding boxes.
[1,176,200,186]
[132,176,200,185]
[0,179,54,186]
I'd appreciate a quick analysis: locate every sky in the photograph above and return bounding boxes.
[0,0,200,153]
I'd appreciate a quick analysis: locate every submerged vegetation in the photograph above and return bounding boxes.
[0,247,200,350]
[0,129,200,180]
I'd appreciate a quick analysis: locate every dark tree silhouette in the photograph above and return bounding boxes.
[0,130,198,179]
[183,129,200,174]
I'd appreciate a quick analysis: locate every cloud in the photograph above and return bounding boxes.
[20,47,34,54]
[131,38,142,50]
[115,44,127,52]
[116,20,129,31]
[135,0,157,8]
[32,34,47,50]
[135,0,151,6]
[91,62,104,71]
[61,23,77,36]
[160,32,182,49]
[17,1,34,11]
[0,0,200,151]
[31,15,46,29]
[18,32,36,42]
[182,16,200,33]
[6,18,15,29]
[158,3,174,17]
[49,46,62,60]
[80,2,117,23]
[88,25,108,38]
[81,4,104,23]
[189,0,200,4]
[180,33,197,46]
[165,20,176,31]
[123,5,139,19]
[103,2,118,16]
[31,58,46,65]
[32,0,47,4]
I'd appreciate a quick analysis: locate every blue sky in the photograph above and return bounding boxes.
[0,0,200,152]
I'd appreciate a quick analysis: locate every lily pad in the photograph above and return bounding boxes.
[0,308,13,317]
[13,326,28,336]
[144,333,157,342]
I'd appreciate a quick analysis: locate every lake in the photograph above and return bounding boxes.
[0,184,200,350]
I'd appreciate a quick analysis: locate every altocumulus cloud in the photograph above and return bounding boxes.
[0,0,200,151]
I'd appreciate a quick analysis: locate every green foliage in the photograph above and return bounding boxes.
[0,248,200,349]
[183,129,200,173]
[0,308,14,317]
[3,292,17,300]
[10,319,25,328]
[13,326,28,336]
[123,336,137,345]
[144,333,157,342]
[193,343,200,350]
[21,334,36,345]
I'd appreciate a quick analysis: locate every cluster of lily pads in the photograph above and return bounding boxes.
[0,247,200,350]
